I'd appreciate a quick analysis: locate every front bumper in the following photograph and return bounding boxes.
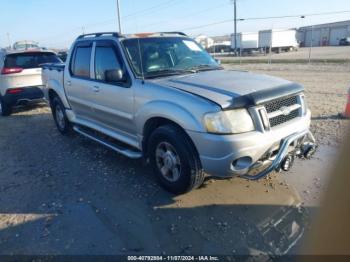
[187,111,314,178]
[3,86,44,106]
[241,130,316,180]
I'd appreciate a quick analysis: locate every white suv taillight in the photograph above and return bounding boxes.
[1,67,23,75]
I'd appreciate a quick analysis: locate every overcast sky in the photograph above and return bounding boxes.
[0,0,349,48]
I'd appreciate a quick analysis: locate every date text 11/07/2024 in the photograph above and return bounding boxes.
[127,256,220,261]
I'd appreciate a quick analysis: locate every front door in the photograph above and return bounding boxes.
[88,40,136,142]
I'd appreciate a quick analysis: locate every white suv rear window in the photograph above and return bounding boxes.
[4,52,61,69]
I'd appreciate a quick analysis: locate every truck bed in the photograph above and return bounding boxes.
[41,63,65,101]
[41,63,65,84]
[42,63,65,72]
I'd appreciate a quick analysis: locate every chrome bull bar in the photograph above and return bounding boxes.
[241,130,316,180]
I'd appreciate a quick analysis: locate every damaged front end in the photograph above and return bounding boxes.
[242,131,317,180]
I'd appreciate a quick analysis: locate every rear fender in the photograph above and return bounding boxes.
[46,79,70,109]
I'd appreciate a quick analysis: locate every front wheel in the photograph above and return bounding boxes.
[148,125,204,194]
[51,96,72,135]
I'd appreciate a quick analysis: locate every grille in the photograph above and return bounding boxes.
[264,95,301,128]
[269,109,299,127]
[265,96,298,114]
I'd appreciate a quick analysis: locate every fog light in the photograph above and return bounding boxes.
[232,157,253,171]
[281,154,295,172]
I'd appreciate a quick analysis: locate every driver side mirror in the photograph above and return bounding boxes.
[105,69,126,83]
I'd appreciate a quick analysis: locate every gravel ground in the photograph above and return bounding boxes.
[0,63,348,256]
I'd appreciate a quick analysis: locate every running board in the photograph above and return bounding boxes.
[73,126,142,159]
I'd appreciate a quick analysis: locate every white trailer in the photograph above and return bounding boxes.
[258,29,299,53]
[231,32,259,53]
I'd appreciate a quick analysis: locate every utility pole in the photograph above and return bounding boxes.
[301,15,312,63]
[117,0,122,33]
[309,25,314,64]
[6,33,11,49]
[233,0,237,56]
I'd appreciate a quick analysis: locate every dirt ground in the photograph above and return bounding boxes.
[0,63,349,256]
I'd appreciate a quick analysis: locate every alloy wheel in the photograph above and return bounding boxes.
[155,142,182,182]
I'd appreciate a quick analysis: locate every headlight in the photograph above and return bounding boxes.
[204,109,255,134]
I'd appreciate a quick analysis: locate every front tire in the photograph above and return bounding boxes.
[148,125,204,194]
[0,96,12,117]
[51,96,72,135]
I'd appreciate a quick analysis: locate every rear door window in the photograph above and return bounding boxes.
[72,47,92,78]
[4,52,61,69]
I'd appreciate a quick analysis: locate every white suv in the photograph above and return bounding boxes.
[0,49,61,116]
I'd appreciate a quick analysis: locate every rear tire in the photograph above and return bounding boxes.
[148,124,204,194]
[0,96,12,116]
[51,96,72,135]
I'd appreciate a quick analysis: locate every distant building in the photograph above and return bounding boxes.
[211,35,231,46]
[194,35,214,49]
[298,20,350,47]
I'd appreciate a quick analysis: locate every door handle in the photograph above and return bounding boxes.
[93,86,100,93]
[66,81,71,86]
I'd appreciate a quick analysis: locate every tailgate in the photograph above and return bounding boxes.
[3,68,43,89]
[2,51,61,90]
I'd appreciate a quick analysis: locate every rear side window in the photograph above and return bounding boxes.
[72,47,92,78]
[95,46,122,81]
[4,52,61,69]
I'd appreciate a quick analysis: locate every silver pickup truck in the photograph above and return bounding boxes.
[42,32,317,194]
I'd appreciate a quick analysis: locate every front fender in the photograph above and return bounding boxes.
[135,100,205,135]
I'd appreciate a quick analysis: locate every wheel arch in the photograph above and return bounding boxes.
[48,89,58,105]
[136,101,204,155]
[46,79,70,109]
[142,116,201,160]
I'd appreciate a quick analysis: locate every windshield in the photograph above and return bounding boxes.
[122,37,221,78]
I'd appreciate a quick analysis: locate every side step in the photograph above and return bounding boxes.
[73,126,142,159]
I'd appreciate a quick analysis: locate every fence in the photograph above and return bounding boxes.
[209,28,349,64]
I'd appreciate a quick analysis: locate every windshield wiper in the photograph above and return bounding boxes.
[189,64,223,72]
[144,68,196,79]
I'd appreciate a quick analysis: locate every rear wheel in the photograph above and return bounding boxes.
[148,124,204,194]
[0,96,12,116]
[51,96,72,135]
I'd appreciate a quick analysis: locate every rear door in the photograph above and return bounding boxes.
[64,41,97,121]
[1,52,61,89]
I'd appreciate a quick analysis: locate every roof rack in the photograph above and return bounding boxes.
[158,32,187,36]
[77,31,187,40]
[127,32,188,38]
[77,32,122,39]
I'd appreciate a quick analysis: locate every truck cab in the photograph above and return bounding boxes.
[42,32,316,194]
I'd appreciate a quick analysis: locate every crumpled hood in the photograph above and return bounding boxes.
[153,70,303,108]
